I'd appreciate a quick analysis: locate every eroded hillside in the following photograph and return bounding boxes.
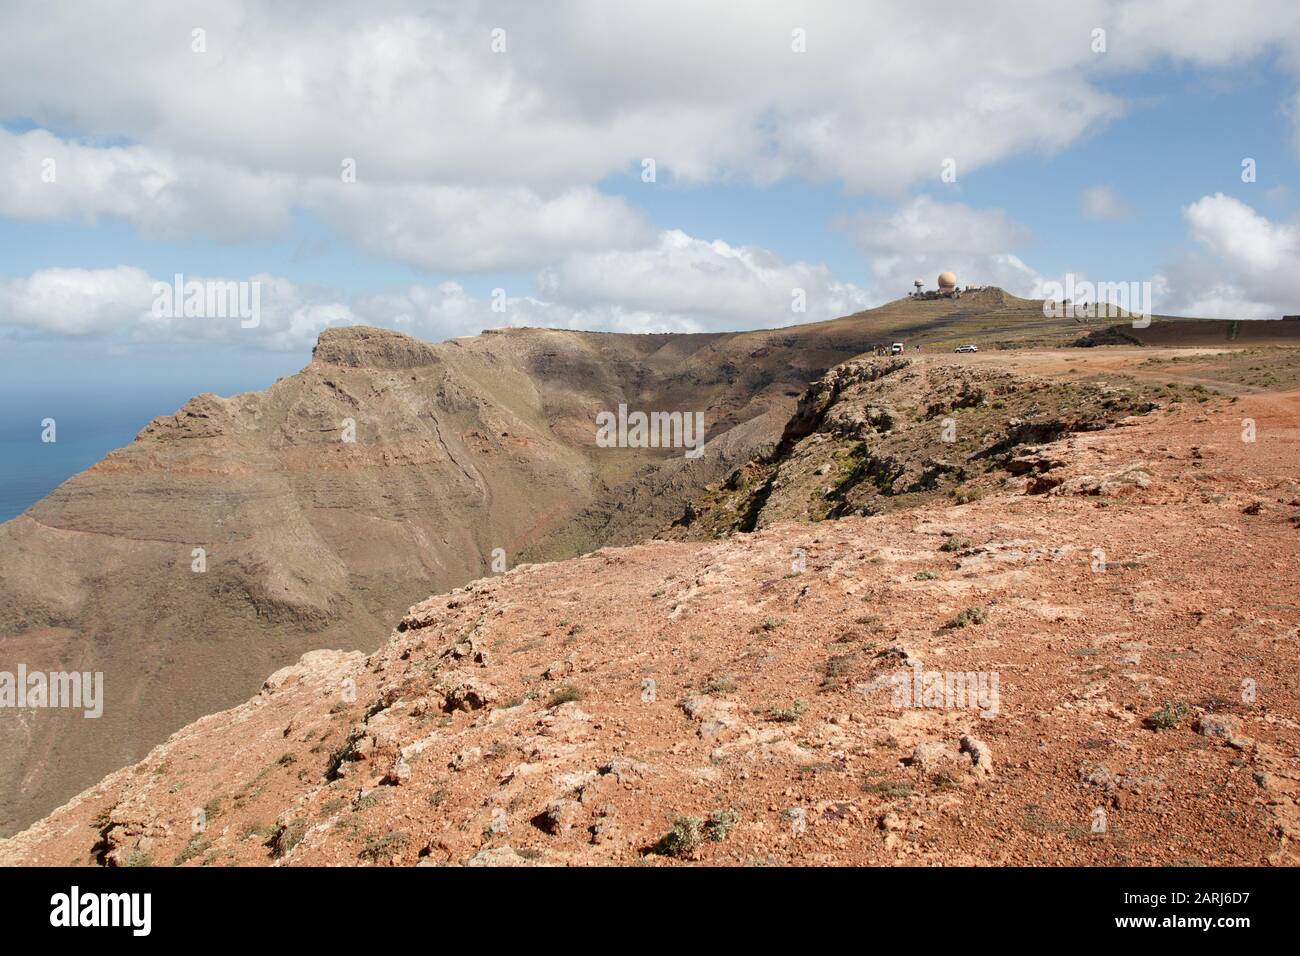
[1,288,1145,834]
[664,356,1191,536]
[4,354,1297,867]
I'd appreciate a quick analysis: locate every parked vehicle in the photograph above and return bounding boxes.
[954,344,979,353]
[890,342,904,354]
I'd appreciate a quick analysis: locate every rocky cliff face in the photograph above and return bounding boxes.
[3,373,1296,867]
[665,357,1169,536]
[0,293,1242,837]
[0,314,890,835]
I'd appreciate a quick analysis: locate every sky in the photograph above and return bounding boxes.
[1,0,1299,403]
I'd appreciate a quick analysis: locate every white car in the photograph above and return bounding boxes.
[954,344,978,353]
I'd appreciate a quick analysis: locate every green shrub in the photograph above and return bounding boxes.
[701,675,737,694]
[943,606,986,629]
[358,831,409,862]
[268,819,307,859]
[651,817,702,857]
[766,700,807,723]
[172,835,209,866]
[705,809,739,843]
[546,684,582,708]
[863,779,914,800]
[1146,700,1189,731]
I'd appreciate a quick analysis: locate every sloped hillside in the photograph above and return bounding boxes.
[4,372,1297,867]
[0,289,1149,835]
[0,322,820,835]
[664,356,1185,536]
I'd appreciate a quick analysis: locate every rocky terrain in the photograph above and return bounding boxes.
[2,287,1157,835]
[664,357,1177,536]
[3,343,1297,867]
[0,322,802,835]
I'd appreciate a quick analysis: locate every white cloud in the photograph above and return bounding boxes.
[850,196,1043,297]
[0,129,650,269]
[1167,192,1300,317]
[319,183,652,272]
[0,128,294,240]
[0,1,1131,193]
[1080,184,1133,221]
[0,267,155,335]
[3,194,1295,351]
[853,196,1030,257]
[538,230,871,327]
[0,230,871,347]
[4,2,1300,326]
[3,0,1299,250]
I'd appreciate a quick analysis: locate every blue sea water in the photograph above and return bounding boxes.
[0,391,198,523]
[0,341,306,525]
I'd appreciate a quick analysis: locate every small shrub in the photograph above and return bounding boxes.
[863,779,914,800]
[546,684,582,708]
[822,655,852,678]
[705,809,739,842]
[914,570,937,581]
[268,819,308,859]
[325,730,362,779]
[358,831,409,862]
[651,817,702,857]
[820,655,854,691]
[318,798,347,818]
[940,535,971,552]
[1146,700,1189,731]
[943,606,986,629]
[701,675,737,695]
[766,700,807,723]
[172,835,209,866]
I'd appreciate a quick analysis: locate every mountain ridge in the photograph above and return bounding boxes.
[4,350,1296,866]
[1,291,1288,835]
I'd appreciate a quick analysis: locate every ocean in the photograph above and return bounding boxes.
[0,343,305,526]
[0,389,206,523]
